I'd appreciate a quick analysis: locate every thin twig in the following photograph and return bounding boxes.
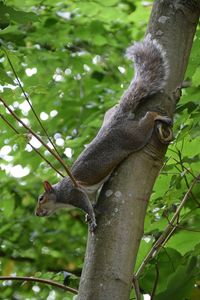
[0,96,78,186]
[0,276,78,294]
[0,113,19,134]
[135,175,199,278]
[181,81,191,88]
[132,275,141,300]
[3,48,62,160]
[150,263,159,300]
[172,158,196,179]
[175,151,200,207]
[0,113,64,177]
[159,225,177,248]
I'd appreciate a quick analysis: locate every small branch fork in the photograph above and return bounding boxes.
[0,276,78,294]
[0,96,78,187]
[132,275,141,300]
[0,113,64,177]
[3,48,62,160]
[0,46,80,296]
[133,174,200,298]
[0,47,79,187]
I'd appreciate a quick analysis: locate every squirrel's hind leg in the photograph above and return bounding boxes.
[122,111,173,152]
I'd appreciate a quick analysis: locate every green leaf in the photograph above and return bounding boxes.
[1,197,15,217]
[139,248,183,295]
[0,1,37,24]
[155,257,197,300]
[135,239,153,272]
[192,66,200,87]
[0,65,13,84]
[0,0,199,299]
[97,0,119,6]
[167,231,200,255]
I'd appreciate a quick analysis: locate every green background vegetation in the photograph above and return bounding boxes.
[0,0,200,299]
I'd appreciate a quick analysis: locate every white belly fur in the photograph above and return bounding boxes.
[83,173,111,194]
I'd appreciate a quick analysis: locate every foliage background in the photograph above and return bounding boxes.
[0,0,199,299]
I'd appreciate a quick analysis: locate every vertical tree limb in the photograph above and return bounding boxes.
[78,1,200,299]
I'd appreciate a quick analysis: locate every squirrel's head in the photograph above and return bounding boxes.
[35,181,58,217]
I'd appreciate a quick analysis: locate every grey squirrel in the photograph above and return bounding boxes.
[35,35,172,231]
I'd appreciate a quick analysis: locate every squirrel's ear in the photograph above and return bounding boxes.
[43,181,53,193]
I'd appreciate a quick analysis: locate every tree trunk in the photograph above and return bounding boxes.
[78,1,200,299]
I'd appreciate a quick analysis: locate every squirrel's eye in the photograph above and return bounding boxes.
[39,195,44,202]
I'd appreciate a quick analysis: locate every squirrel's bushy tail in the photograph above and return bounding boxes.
[121,35,169,110]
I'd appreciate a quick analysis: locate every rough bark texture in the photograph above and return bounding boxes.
[78,1,200,299]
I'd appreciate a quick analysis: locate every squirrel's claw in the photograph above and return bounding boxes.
[153,114,173,144]
[155,115,173,126]
[85,213,97,232]
[156,122,173,144]
[89,220,97,233]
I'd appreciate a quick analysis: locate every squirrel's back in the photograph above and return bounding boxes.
[120,35,169,110]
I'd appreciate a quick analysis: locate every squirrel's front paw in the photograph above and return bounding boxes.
[89,220,97,233]
[85,213,97,232]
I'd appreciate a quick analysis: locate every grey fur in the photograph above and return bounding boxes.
[36,36,171,231]
[120,35,169,111]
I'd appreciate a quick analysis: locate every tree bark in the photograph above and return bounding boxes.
[78,1,200,299]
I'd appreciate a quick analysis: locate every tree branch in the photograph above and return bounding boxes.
[176,150,200,207]
[0,96,78,186]
[3,47,62,160]
[132,275,141,300]
[77,1,200,299]
[0,276,78,294]
[0,113,64,177]
[135,174,200,278]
